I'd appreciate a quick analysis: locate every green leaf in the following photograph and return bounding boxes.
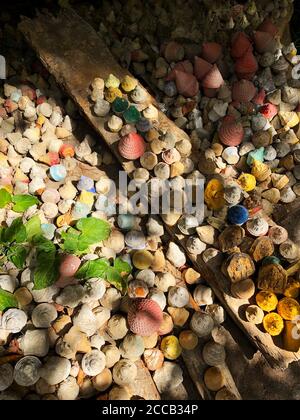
[76,218,111,244]
[0,288,18,311]
[33,235,56,253]
[25,216,42,240]
[60,228,82,254]
[7,245,28,269]
[106,267,127,292]
[12,195,39,213]
[76,258,110,279]
[4,218,27,243]
[33,235,59,290]
[33,253,60,290]
[114,258,132,276]
[0,189,12,208]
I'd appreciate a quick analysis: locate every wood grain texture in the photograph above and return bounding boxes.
[18,8,296,371]
[131,360,160,400]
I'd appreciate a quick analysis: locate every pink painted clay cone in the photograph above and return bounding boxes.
[202,64,224,89]
[232,79,256,103]
[118,132,146,160]
[219,116,244,146]
[174,70,199,97]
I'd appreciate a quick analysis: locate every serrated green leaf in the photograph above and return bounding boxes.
[106,267,127,292]
[7,245,28,269]
[12,195,39,213]
[60,228,81,254]
[0,189,12,209]
[33,234,59,290]
[76,218,111,244]
[75,258,110,279]
[4,218,27,243]
[114,258,132,276]
[33,253,60,290]
[25,215,42,241]
[60,219,111,255]
[0,288,18,311]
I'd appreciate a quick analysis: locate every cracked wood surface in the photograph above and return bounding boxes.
[19,8,297,374]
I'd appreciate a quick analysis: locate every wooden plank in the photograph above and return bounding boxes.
[181,343,241,400]
[186,241,300,370]
[19,9,189,175]
[161,248,241,399]
[18,8,296,370]
[131,360,160,400]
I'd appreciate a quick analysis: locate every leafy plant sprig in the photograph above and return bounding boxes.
[0,210,114,298]
[0,215,42,269]
[60,217,111,255]
[0,188,39,212]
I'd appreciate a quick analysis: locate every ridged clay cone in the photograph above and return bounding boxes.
[166,60,194,81]
[194,57,213,81]
[253,31,277,54]
[218,116,244,147]
[258,18,278,37]
[231,32,252,59]
[128,298,163,336]
[202,42,222,64]
[118,133,146,160]
[234,47,258,80]
[232,79,256,103]
[202,64,224,89]
[174,70,199,98]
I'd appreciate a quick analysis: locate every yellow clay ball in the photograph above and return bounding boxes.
[160,335,182,360]
[78,190,94,207]
[277,297,300,321]
[132,250,154,270]
[238,173,256,192]
[179,330,199,350]
[121,75,138,93]
[256,291,278,312]
[263,313,284,336]
[204,179,225,211]
[105,87,123,103]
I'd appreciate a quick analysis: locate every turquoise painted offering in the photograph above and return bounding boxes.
[247,147,265,166]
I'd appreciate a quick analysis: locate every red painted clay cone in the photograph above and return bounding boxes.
[202,42,222,63]
[174,70,199,97]
[231,32,252,59]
